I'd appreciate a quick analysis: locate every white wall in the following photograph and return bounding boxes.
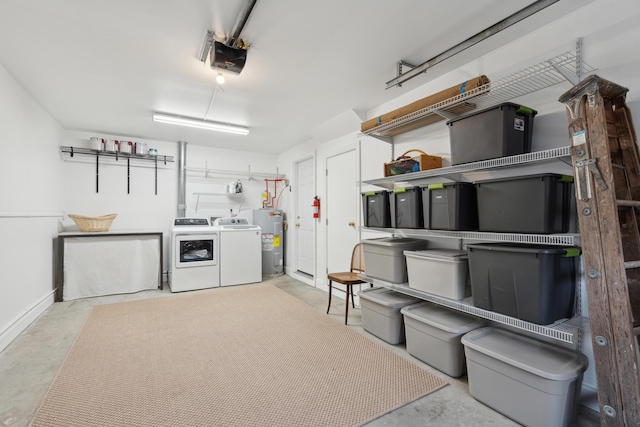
[60,134,281,280]
[0,63,65,352]
[276,0,640,408]
[2,119,279,349]
[2,0,639,382]
[362,0,640,163]
[183,144,280,222]
[277,109,368,286]
[60,131,179,281]
[278,0,640,284]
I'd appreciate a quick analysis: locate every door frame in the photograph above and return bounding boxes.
[290,153,316,287]
[323,140,360,290]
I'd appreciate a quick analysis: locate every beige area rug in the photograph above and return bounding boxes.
[31,284,447,427]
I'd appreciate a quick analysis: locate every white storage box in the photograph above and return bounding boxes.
[461,327,588,427]
[362,238,428,283]
[358,287,420,344]
[401,302,486,377]
[405,249,470,300]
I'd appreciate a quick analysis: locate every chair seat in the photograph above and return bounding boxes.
[327,243,366,325]
[327,272,365,285]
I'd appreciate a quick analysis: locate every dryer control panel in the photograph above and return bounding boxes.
[214,217,250,226]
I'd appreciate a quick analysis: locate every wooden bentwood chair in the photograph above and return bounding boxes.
[326,243,370,324]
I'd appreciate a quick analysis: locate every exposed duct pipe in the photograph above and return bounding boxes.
[386,0,560,89]
[227,0,258,48]
[177,141,187,218]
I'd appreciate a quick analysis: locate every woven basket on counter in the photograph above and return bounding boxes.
[68,213,117,232]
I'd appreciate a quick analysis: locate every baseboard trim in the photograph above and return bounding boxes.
[286,269,315,287]
[0,290,55,352]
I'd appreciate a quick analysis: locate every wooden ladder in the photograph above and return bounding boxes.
[559,75,640,426]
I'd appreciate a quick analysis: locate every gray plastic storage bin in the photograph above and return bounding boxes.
[358,287,420,344]
[475,173,574,234]
[447,102,537,165]
[401,302,485,377]
[461,327,587,427]
[362,190,391,228]
[404,249,470,300]
[467,243,579,325]
[361,238,429,283]
[422,182,478,230]
[390,187,423,229]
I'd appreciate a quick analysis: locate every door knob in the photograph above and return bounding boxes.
[348,221,355,227]
[296,223,300,227]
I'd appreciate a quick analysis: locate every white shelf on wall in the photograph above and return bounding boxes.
[361,51,595,140]
[193,192,245,197]
[192,192,244,213]
[360,275,587,344]
[59,146,174,195]
[362,227,580,246]
[362,146,572,189]
[186,164,285,181]
[357,47,591,346]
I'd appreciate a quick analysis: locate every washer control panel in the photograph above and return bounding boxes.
[174,218,210,226]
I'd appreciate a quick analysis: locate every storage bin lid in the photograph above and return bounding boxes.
[446,102,538,125]
[421,182,474,190]
[362,190,388,196]
[404,249,468,262]
[401,302,485,334]
[467,243,580,257]
[461,327,588,381]
[362,237,427,248]
[357,287,420,308]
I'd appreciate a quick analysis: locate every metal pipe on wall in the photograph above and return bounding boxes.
[227,0,258,48]
[177,141,187,218]
[385,0,560,89]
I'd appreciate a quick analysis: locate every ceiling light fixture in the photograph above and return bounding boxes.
[216,72,225,85]
[152,112,249,135]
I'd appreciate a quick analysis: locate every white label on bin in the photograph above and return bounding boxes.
[572,130,587,146]
[514,117,525,131]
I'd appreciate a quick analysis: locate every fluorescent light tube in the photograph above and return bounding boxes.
[152,112,249,135]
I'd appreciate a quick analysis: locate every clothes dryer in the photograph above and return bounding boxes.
[170,218,220,292]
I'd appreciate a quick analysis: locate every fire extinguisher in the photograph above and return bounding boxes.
[312,196,320,219]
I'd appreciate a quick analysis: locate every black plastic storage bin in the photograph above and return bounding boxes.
[467,243,580,325]
[390,187,423,229]
[447,102,537,165]
[362,190,391,228]
[475,173,574,234]
[422,182,478,230]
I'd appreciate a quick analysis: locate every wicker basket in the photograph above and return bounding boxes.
[384,149,442,177]
[68,213,117,232]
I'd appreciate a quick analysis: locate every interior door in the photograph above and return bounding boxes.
[296,157,315,276]
[326,149,358,290]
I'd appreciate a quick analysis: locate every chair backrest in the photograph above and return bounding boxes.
[350,243,364,273]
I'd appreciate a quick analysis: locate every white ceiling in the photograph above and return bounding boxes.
[0,1,588,155]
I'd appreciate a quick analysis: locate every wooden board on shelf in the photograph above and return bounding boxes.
[368,102,478,137]
[361,75,490,133]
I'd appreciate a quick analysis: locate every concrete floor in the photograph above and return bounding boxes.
[0,274,600,427]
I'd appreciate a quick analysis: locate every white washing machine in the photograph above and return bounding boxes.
[213,217,262,286]
[170,218,220,292]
